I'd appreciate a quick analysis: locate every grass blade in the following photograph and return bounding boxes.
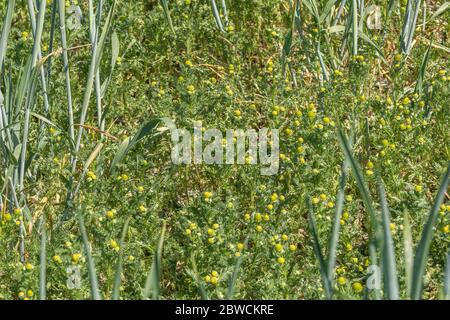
[39,213,46,300]
[377,178,399,300]
[112,217,131,300]
[0,0,15,71]
[351,0,358,55]
[188,254,209,299]
[411,162,450,299]
[226,238,248,299]
[78,209,102,300]
[430,2,450,21]
[415,42,431,95]
[444,252,450,300]
[211,0,225,32]
[337,129,378,233]
[110,118,166,174]
[401,0,422,55]
[403,212,414,296]
[326,161,348,285]
[143,221,167,299]
[160,0,175,33]
[307,196,332,298]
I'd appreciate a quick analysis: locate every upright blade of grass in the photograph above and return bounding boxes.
[58,0,75,143]
[73,0,116,161]
[282,0,297,76]
[430,2,450,21]
[112,217,131,300]
[72,142,104,197]
[407,0,422,52]
[100,31,120,98]
[57,0,75,144]
[411,163,450,299]
[295,2,303,35]
[320,0,338,23]
[0,0,15,71]
[221,0,229,24]
[368,240,381,299]
[226,237,248,299]
[326,160,348,285]
[14,57,30,115]
[401,0,422,55]
[444,252,450,300]
[337,129,378,233]
[303,0,320,24]
[351,0,358,55]
[317,44,329,82]
[39,213,46,300]
[332,0,346,26]
[382,0,397,37]
[78,210,102,300]
[189,254,209,299]
[358,0,365,31]
[377,178,399,300]
[358,31,387,64]
[403,212,414,296]
[110,118,166,175]
[337,129,382,296]
[19,67,39,192]
[27,0,50,115]
[89,0,104,131]
[160,0,175,33]
[143,221,167,299]
[9,179,25,262]
[66,1,116,213]
[401,0,413,53]
[421,1,426,32]
[307,196,332,298]
[415,42,431,95]
[45,0,58,82]
[19,0,46,191]
[211,0,225,32]
[387,0,397,18]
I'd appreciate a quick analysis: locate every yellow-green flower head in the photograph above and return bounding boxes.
[274,243,283,252]
[72,253,82,264]
[203,191,213,200]
[352,282,364,293]
[106,210,115,219]
[138,204,147,213]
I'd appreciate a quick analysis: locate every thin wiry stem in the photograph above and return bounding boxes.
[57,0,75,143]
[27,0,50,115]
